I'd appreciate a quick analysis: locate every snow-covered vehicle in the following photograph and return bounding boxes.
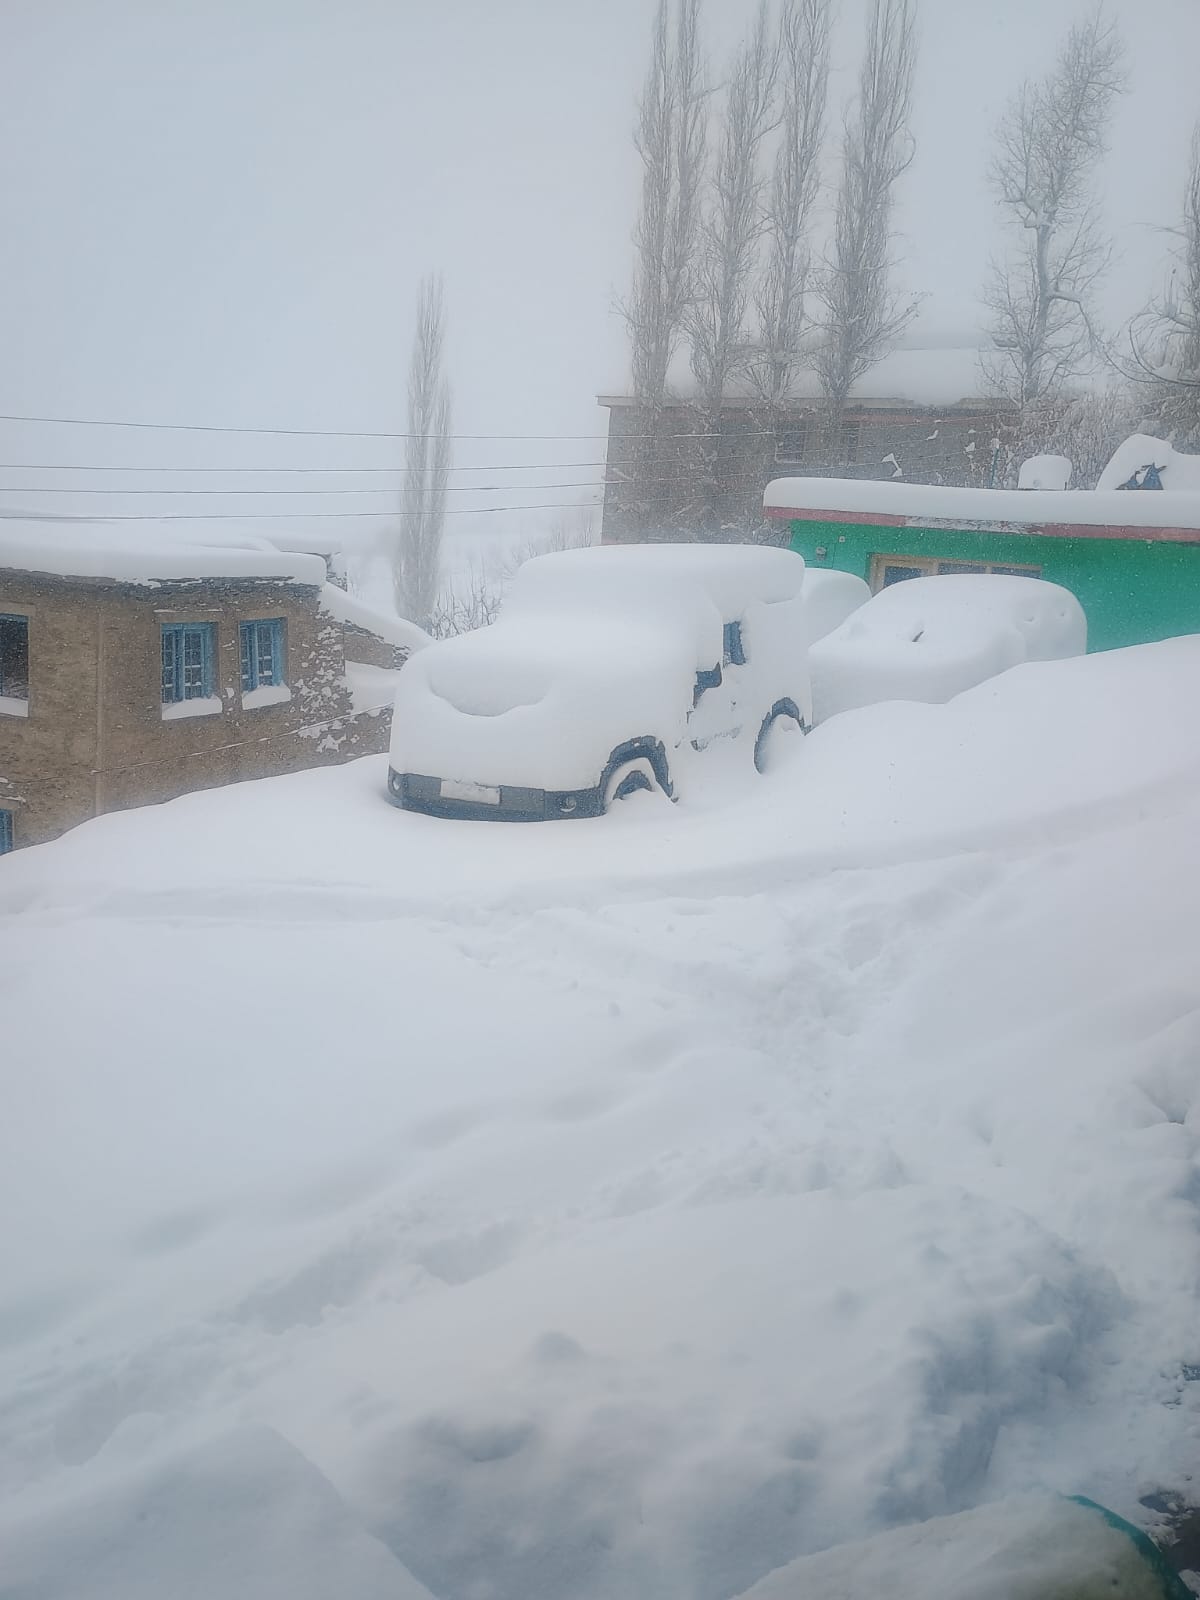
[387,543,815,820]
[809,573,1087,722]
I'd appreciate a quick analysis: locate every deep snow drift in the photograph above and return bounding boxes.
[1,638,1199,1599]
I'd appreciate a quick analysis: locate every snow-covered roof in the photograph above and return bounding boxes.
[0,519,328,585]
[764,476,1200,541]
[318,584,431,653]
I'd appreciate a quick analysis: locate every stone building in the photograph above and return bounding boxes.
[0,523,425,853]
[599,339,1014,545]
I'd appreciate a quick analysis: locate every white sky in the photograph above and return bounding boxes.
[0,0,1195,548]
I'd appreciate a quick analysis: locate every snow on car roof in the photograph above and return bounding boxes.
[509,542,807,616]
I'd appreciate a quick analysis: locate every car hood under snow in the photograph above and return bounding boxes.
[389,616,703,792]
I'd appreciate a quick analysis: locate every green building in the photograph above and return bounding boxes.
[764,479,1200,652]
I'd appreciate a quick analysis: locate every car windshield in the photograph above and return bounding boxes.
[2,7,1198,1600]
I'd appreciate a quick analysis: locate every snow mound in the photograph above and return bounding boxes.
[736,1495,1171,1599]
[809,575,1086,721]
[1018,453,1072,491]
[2,636,1200,1600]
[1097,433,1200,494]
[347,1188,1116,1600]
[0,1425,434,1600]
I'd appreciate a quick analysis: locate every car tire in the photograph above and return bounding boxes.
[754,699,806,774]
[603,756,663,811]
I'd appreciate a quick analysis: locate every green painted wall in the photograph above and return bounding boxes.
[788,519,1200,651]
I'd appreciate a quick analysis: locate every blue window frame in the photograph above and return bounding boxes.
[240,619,285,692]
[0,810,12,854]
[161,623,216,704]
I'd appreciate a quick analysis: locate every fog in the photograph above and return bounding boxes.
[0,0,1195,548]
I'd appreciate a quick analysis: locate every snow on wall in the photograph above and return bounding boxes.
[764,475,1200,534]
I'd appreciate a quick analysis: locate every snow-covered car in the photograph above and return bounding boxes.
[809,573,1087,723]
[387,543,814,820]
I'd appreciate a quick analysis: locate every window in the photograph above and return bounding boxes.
[869,554,1043,592]
[161,623,216,704]
[693,664,722,707]
[879,563,926,588]
[240,619,286,692]
[0,614,29,706]
[722,620,746,666]
[775,421,812,466]
[0,810,12,854]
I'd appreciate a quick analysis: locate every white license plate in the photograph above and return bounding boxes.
[440,777,502,806]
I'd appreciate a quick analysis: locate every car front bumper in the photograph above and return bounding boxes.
[386,768,603,822]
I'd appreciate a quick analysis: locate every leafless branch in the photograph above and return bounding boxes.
[814,0,919,430]
[687,0,781,523]
[982,7,1124,413]
[622,0,708,532]
[750,0,833,407]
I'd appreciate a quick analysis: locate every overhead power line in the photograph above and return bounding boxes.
[0,408,825,443]
[0,497,602,522]
[0,409,615,441]
[0,479,610,497]
[0,458,625,475]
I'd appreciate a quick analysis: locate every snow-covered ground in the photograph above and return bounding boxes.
[2,638,1199,1598]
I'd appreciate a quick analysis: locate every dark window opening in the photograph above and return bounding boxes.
[870,554,1044,593]
[881,563,925,588]
[240,619,286,692]
[0,810,12,853]
[0,614,29,701]
[723,620,746,666]
[839,420,862,464]
[693,664,723,707]
[775,422,812,466]
[161,623,216,704]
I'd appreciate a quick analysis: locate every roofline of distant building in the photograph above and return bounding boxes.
[597,393,1009,414]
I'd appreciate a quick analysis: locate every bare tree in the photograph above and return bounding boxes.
[1028,386,1144,487]
[1125,124,1200,447]
[982,9,1124,422]
[752,0,833,408]
[393,277,452,631]
[687,1,779,527]
[624,0,707,531]
[814,0,918,455]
